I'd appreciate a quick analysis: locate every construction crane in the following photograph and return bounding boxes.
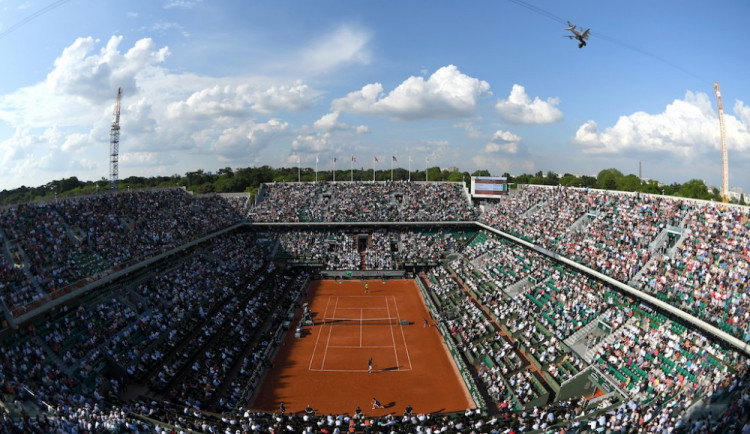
[110,87,122,191]
[713,82,729,203]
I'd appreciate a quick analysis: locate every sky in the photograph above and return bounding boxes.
[1,0,749,192]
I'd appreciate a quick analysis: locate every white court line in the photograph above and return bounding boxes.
[308,367,412,373]
[327,345,395,349]
[385,296,400,371]
[393,295,413,370]
[309,296,333,371]
[359,307,363,348]
[319,296,339,371]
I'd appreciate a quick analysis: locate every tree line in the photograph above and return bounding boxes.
[0,165,745,206]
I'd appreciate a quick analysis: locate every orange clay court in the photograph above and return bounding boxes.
[252,279,474,415]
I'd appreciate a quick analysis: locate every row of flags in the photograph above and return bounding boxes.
[317,156,406,163]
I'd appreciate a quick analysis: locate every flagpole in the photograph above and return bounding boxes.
[425,156,428,182]
[408,156,411,182]
[390,155,394,182]
[298,156,301,182]
[333,158,336,183]
[315,155,318,183]
[350,156,354,182]
[372,156,376,182]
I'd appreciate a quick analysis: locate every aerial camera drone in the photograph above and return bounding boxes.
[565,20,590,48]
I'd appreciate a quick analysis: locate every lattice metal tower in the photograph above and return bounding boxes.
[714,82,729,203]
[110,87,122,191]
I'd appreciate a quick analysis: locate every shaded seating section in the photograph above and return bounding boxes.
[0,254,35,311]
[0,189,241,314]
[273,228,473,270]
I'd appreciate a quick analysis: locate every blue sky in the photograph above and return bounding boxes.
[1,0,749,191]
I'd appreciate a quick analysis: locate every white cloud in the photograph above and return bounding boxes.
[0,35,327,188]
[120,152,177,167]
[572,91,750,157]
[296,25,371,73]
[163,0,202,9]
[332,65,490,120]
[142,21,182,33]
[495,84,562,124]
[485,129,522,154]
[251,82,319,114]
[735,100,750,127]
[313,110,368,134]
[47,35,169,104]
[492,130,521,143]
[472,154,535,174]
[210,119,290,161]
[166,82,319,120]
[314,111,344,132]
[292,132,332,154]
[455,121,481,139]
[166,85,249,120]
[471,129,533,173]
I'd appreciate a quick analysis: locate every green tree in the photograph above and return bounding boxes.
[596,168,623,190]
[426,166,443,181]
[559,173,580,187]
[617,174,641,191]
[445,171,464,182]
[676,179,711,200]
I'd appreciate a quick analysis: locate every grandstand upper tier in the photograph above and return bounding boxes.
[246,181,478,222]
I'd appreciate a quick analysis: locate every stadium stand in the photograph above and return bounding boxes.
[0,182,748,433]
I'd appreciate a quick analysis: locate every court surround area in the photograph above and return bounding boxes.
[252,279,474,415]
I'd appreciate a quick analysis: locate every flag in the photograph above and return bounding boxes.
[392,156,397,162]
[334,157,337,163]
[352,156,356,162]
[316,155,319,163]
[374,156,379,162]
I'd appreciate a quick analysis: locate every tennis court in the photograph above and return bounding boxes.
[251,279,474,415]
[308,295,412,372]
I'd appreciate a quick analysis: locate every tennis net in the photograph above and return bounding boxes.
[319,317,405,326]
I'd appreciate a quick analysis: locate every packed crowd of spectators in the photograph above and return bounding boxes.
[1,183,749,433]
[419,229,748,433]
[247,181,477,222]
[0,230,305,431]
[480,185,749,344]
[0,253,33,311]
[0,189,241,315]
[275,230,361,269]
[274,228,471,270]
[638,204,750,342]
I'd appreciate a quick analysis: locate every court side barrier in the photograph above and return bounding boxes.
[321,270,405,279]
[414,277,486,411]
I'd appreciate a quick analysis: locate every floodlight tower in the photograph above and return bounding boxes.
[713,82,729,203]
[110,87,122,191]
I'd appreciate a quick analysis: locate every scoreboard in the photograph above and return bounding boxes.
[471,176,508,199]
